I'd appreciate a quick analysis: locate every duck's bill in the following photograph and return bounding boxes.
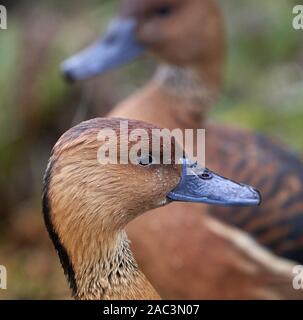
[167,159,261,207]
[61,18,145,82]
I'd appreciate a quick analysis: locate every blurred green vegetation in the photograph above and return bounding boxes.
[215,0,303,149]
[0,0,302,299]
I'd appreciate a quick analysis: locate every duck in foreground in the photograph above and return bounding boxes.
[42,118,260,299]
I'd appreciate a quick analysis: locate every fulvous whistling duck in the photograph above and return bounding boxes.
[42,117,261,299]
[61,0,303,298]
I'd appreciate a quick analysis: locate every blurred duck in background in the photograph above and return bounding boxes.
[61,0,303,298]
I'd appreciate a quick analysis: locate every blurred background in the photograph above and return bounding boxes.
[0,0,302,299]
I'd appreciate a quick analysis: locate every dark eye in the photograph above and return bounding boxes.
[138,154,155,166]
[153,5,173,17]
[199,170,213,180]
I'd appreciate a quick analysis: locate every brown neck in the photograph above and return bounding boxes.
[110,61,223,131]
[153,61,222,110]
[70,230,160,300]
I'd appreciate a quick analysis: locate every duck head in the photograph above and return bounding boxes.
[44,118,260,298]
[62,0,224,81]
[45,119,260,240]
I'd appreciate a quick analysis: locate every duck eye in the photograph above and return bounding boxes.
[199,170,213,180]
[153,5,173,17]
[138,154,155,166]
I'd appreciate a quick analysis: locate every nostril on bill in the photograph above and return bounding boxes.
[198,169,212,180]
[199,172,212,180]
